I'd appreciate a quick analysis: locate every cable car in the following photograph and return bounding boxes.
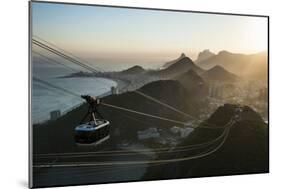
[74,95,110,146]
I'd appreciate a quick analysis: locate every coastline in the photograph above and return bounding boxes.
[101,77,131,94]
[33,76,130,125]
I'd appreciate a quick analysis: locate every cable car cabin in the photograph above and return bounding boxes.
[75,119,110,146]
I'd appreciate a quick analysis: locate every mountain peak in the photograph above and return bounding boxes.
[162,53,187,69]
[202,65,238,82]
[210,65,225,71]
[206,104,264,126]
[196,49,215,63]
[176,56,194,65]
[121,65,145,74]
[218,50,231,56]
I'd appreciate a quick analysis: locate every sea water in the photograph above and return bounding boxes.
[32,65,117,124]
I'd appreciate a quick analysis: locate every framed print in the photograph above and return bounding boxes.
[29,1,269,188]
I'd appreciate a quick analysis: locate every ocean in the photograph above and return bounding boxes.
[32,65,117,124]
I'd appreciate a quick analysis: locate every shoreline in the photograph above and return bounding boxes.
[33,76,130,125]
[100,77,131,94]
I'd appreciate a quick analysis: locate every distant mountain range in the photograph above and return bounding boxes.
[121,65,146,75]
[197,51,267,79]
[145,52,244,83]
[201,65,238,83]
[156,55,204,78]
[195,49,215,63]
[162,53,187,69]
[160,53,238,83]
[61,50,267,83]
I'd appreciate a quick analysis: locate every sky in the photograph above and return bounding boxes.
[32,2,268,70]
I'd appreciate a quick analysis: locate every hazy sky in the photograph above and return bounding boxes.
[32,2,268,69]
